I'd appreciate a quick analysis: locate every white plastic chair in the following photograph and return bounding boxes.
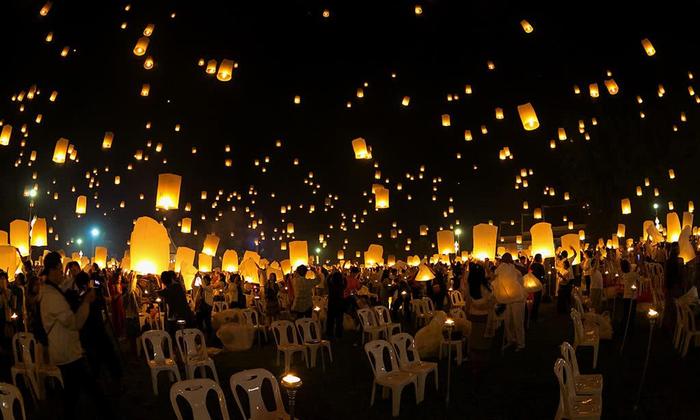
[410,300,432,328]
[681,304,700,357]
[0,382,26,420]
[295,318,332,369]
[175,328,219,383]
[390,333,437,402]
[170,378,230,420]
[560,342,603,396]
[422,297,436,317]
[449,308,467,321]
[571,309,599,369]
[270,320,308,373]
[438,323,465,366]
[357,308,386,344]
[213,301,229,314]
[449,290,465,308]
[553,358,601,420]
[374,305,402,337]
[242,308,268,344]
[10,333,40,401]
[364,340,419,417]
[141,330,182,395]
[229,368,289,420]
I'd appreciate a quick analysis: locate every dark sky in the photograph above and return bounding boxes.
[1,0,699,262]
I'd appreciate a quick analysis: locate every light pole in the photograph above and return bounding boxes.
[634,308,659,411]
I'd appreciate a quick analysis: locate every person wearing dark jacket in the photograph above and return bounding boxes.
[326,271,347,338]
[529,254,546,321]
[158,271,193,337]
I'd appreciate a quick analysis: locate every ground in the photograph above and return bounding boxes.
[3,299,700,419]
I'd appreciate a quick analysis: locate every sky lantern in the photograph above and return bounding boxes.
[140,84,150,96]
[239,258,260,283]
[133,36,150,56]
[682,212,693,229]
[530,222,555,258]
[517,103,539,130]
[155,173,182,210]
[557,128,567,141]
[621,198,631,214]
[668,169,676,179]
[143,23,155,37]
[495,107,504,120]
[437,230,455,255]
[202,234,220,256]
[415,263,435,281]
[130,217,170,274]
[678,227,696,264]
[206,59,217,74]
[30,218,47,247]
[174,247,195,272]
[102,131,114,149]
[604,79,619,95]
[198,253,212,272]
[181,217,192,233]
[578,230,586,241]
[616,224,626,238]
[401,96,410,106]
[287,223,295,234]
[419,225,428,236]
[374,187,389,209]
[689,201,695,213]
[10,220,30,257]
[222,249,239,272]
[217,59,234,82]
[472,223,498,260]
[0,245,20,274]
[39,1,52,16]
[441,114,451,127]
[667,212,681,242]
[337,250,344,260]
[520,19,533,33]
[0,231,8,245]
[589,83,599,98]
[75,195,87,214]
[351,137,369,159]
[641,38,656,56]
[533,208,542,219]
[0,125,11,146]
[364,244,384,266]
[289,240,309,270]
[93,246,107,268]
[52,138,69,163]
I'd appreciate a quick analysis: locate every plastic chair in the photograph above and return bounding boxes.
[553,358,601,420]
[570,309,599,369]
[0,382,27,420]
[295,318,332,369]
[449,308,467,321]
[438,324,465,366]
[374,306,402,337]
[229,368,289,420]
[10,333,40,401]
[390,333,437,402]
[175,329,219,383]
[681,304,700,357]
[212,301,229,314]
[242,308,268,344]
[141,330,182,395]
[449,290,465,308]
[170,378,230,420]
[560,342,603,396]
[364,340,419,417]
[674,300,687,351]
[422,297,436,317]
[410,300,432,328]
[357,308,386,345]
[270,321,308,373]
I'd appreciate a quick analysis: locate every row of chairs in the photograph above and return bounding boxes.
[270,319,333,372]
[673,299,700,357]
[553,341,603,419]
[357,306,402,344]
[9,332,64,402]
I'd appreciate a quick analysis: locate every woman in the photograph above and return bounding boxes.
[467,262,494,368]
[529,254,546,321]
[265,273,281,321]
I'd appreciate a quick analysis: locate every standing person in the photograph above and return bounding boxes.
[466,262,494,375]
[556,247,577,314]
[195,275,214,336]
[158,270,193,337]
[496,254,526,351]
[122,272,141,355]
[581,250,594,295]
[40,252,112,420]
[264,273,281,322]
[589,258,604,313]
[291,265,320,318]
[620,259,639,333]
[428,270,448,310]
[326,271,347,338]
[529,254,546,322]
[344,267,361,313]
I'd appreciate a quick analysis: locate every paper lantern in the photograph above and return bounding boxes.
[181,217,192,233]
[75,195,87,214]
[337,250,344,260]
[374,187,389,209]
[0,231,8,245]
[668,169,676,179]
[174,247,195,272]
[530,222,555,258]
[222,250,239,272]
[621,198,631,214]
[666,212,681,242]
[557,128,567,141]
[441,114,451,127]
[289,241,309,270]
[437,230,455,255]
[533,208,542,219]
[517,103,539,130]
[387,255,396,266]
[202,234,220,256]
[155,173,182,210]
[364,244,384,266]
[682,212,694,229]
[679,227,696,264]
[641,38,656,56]
[30,218,47,247]
[217,59,234,82]
[604,79,619,95]
[143,23,155,37]
[689,201,695,213]
[0,245,20,274]
[93,247,107,268]
[10,220,30,257]
[239,258,259,283]
[420,225,428,236]
[523,273,543,293]
[492,275,525,304]
[133,36,150,56]
[401,96,410,106]
[616,224,626,238]
[351,138,369,159]
[0,125,11,146]
[520,19,533,33]
[280,259,292,275]
[206,59,217,74]
[579,230,585,241]
[130,216,170,274]
[102,132,114,149]
[53,138,69,163]
[198,253,212,272]
[472,223,498,260]
[286,223,295,234]
[280,242,287,251]
[415,264,435,281]
[560,233,581,265]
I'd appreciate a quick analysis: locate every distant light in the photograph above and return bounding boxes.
[91,227,100,237]
[315,247,321,254]
[28,189,37,198]
[455,228,462,236]
[653,203,659,209]
[76,238,83,245]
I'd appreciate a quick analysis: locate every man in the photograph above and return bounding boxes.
[291,265,320,318]
[158,270,193,336]
[555,246,577,314]
[40,251,111,419]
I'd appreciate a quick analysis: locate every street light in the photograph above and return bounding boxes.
[90,227,100,238]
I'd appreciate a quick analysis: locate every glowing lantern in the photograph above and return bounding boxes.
[472,223,498,260]
[174,247,195,272]
[0,246,20,274]
[589,83,599,98]
[102,132,114,149]
[682,212,693,229]
[520,19,533,33]
[464,130,473,141]
[374,187,389,209]
[0,125,11,146]
[337,250,344,260]
[533,208,542,219]
[30,218,47,247]
[286,223,295,234]
[604,79,619,95]
[441,114,451,127]
[75,195,87,214]
[198,253,212,272]
[130,217,170,274]
[140,84,150,96]
[530,222,555,258]
[517,103,539,130]
[155,173,181,210]
[239,258,260,283]
[641,38,656,56]
[679,227,696,264]
[689,201,695,213]
[558,128,567,141]
[351,138,369,159]
[402,96,410,106]
[133,37,149,56]
[495,107,504,120]
[181,218,192,233]
[202,234,220,256]
[666,212,681,242]
[523,273,543,293]
[206,59,217,74]
[52,138,69,163]
[364,244,384,266]
[93,247,107,269]
[415,264,435,281]
[621,198,631,215]
[39,1,52,16]
[492,274,525,304]
[222,250,239,272]
[668,169,676,179]
[143,23,155,37]
[289,241,309,270]
[579,230,586,241]
[616,224,626,238]
[420,225,428,236]
[437,230,455,255]
[10,220,30,257]
[217,59,234,82]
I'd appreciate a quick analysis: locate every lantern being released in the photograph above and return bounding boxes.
[351,137,370,159]
[222,249,239,272]
[530,222,555,258]
[289,241,309,270]
[560,233,581,265]
[30,218,48,247]
[517,102,539,131]
[130,217,170,274]
[0,245,20,275]
[155,173,182,210]
[364,244,384,266]
[93,247,107,269]
[202,234,220,256]
[472,223,498,260]
[416,263,435,281]
[10,220,30,257]
[621,198,631,215]
[174,247,196,272]
[198,253,212,272]
[666,212,681,242]
[75,195,87,214]
[437,230,455,255]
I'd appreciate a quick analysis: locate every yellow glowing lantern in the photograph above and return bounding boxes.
[679,227,696,264]
[337,250,344,260]
[0,125,11,146]
[93,247,107,268]
[517,103,539,131]
[641,38,656,56]
[689,201,694,213]
[520,19,533,33]
[437,230,455,255]
[174,247,195,272]
[239,258,260,283]
[39,1,52,16]
[364,244,384,266]
[0,231,8,245]
[579,230,586,241]
[217,59,234,82]
[621,198,631,215]
[533,208,542,219]
[416,263,435,281]
[140,84,150,96]
[472,223,498,260]
[617,224,626,238]
[155,173,181,210]
[604,79,619,95]
[198,253,212,272]
[682,212,693,229]
[287,223,295,234]
[289,241,309,270]
[30,218,47,247]
[589,83,599,98]
[667,212,681,242]
[222,250,239,272]
[374,187,389,209]
[441,114,451,127]
[402,96,410,106]
[75,195,87,214]
[206,59,217,74]
[280,242,287,251]
[144,56,154,70]
[495,107,504,120]
[202,234,220,256]
[351,137,369,159]
[130,217,170,274]
[558,128,567,141]
[102,132,114,149]
[530,222,555,258]
[668,169,676,179]
[0,245,20,274]
[143,23,155,37]
[53,138,69,163]
[181,217,192,233]
[10,220,30,257]
[133,37,149,56]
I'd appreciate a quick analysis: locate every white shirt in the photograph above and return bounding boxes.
[40,284,84,365]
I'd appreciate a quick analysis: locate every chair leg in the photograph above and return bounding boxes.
[682,335,691,358]
[592,344,598,369]
[151,371,159,396]
[284,352,291,373]
[416,375,426,403]
[433,368,439,390]
[391,385,402,417]
[210,364,220,384]
[326,344,333,363]
[370,382,376,406]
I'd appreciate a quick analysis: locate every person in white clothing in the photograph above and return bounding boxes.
[589,258,604,313]
[495,253,526,350]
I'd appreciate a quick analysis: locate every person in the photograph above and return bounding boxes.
[556,247,577,314]
[496,253,526,350]
[344,266,361,312]
[158,270,193,337]
[326,271,347,338]
[589,258,604,313]
[428,270,447,310]
[529,254,545,321]
[64,261,81,291]
[40,251,112,419]
[620,259,639,332]
[466,262,494,374]
[122,272,141,355]
[195,274,214,336]
[291,265,321,318]
[264,273,281,321]
[582,250,594,295]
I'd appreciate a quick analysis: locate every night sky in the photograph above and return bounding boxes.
[2,0,699,262]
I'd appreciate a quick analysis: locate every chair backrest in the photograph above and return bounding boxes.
[364,340,400,378]
[270,320,300,346]
[570,309,584,344]
[295,318,322,343]
[449,308,467,320]
[170,378,229,420]
[253,298,266,315]
[450,290,464,306]
[373,306,393,326]
[389,333,421,368]
[229,368,286,420]
[175,328,208,362]
[242,308,262,328]
[12,332,37,369]
[560,341,582,377]
[0,382,26,420]
[357,308,379,328]
[142,330,175,363]
[422,297,435,313]
[553,358,576,417]
[213,301,229,313]
[411,299,428,317]
[572,293,585,314]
